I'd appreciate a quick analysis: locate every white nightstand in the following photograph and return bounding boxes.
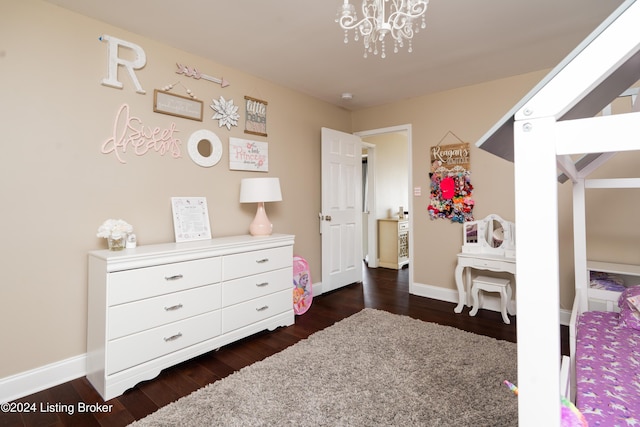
[378,218,409,269]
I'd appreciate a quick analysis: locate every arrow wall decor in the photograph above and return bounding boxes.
[176,63,230,88]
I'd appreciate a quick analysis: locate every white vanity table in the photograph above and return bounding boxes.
[453,215,516,313]
[86,233,295,400]
[455,253,516,313]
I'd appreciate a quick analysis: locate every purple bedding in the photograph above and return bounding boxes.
[589,271,626,292]
[575,311,640,426]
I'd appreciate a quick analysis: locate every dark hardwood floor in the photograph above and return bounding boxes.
[2,264,569,426]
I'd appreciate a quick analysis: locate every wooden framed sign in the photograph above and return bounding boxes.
[244,96,267,137]
[154,89,203,121]
[430,142,470,170]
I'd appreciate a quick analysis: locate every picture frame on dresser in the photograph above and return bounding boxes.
[171,196,212,242]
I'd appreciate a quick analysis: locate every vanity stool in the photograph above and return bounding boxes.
[469,275,513,324]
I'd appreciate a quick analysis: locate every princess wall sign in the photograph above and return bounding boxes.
[229,137,268,172]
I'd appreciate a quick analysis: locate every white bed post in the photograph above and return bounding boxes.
[570,177,587,402]
[573,178,588,310]
[474,2,640,422]
[514,116,562,426]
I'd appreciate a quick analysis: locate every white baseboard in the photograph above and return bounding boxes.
[0,354,86,404]
[411,281,572,326]
[2,281,325,404]
[411,281,459,303]
[312,281,323,296]
[0,280,572,403]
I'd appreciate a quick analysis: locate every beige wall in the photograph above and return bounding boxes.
[3,0,640,383]
[0,0,349,378]
[352,73,538,297]
[353,73,640,312]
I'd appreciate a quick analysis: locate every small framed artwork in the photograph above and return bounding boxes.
[244,96,267,137]
[171,197,212,242]
[154,89,204,121]
[229,137,268,172]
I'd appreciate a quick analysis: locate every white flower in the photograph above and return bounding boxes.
[97,219,133,238]
[210,96,239,130]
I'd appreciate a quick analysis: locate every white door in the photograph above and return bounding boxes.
[320,127,363,293]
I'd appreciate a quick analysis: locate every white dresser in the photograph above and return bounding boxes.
[86,234,295,401]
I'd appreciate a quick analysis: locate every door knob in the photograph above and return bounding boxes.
[325,215,332,221]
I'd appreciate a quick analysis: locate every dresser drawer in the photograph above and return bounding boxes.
[222,246,292,280]
[222,289,292,333]
[108,257,222,306]
[106,310,221,375]
[222,268,292,306]
[108,283,221,340]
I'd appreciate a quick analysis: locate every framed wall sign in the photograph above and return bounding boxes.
[244,96,267,137]
[171,197,212,242]
[229,137,268,172]
[154,89,203,121]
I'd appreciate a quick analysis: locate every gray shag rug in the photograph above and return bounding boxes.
[131,308,517,426]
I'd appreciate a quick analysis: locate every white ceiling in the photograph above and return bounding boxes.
[44,0,626,110]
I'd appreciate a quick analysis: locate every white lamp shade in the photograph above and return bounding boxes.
[239,177,282,203]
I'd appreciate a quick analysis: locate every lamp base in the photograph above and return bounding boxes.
[249,202,273,236]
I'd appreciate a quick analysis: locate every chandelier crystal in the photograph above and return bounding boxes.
[336,0,429,59]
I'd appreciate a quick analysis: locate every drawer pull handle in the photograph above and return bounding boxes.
[164,332,183,342]
[164,303,183,311]
[256,305,269,312]
[164,274,184,281]
[256,282,269,287]
[256,258,269,264]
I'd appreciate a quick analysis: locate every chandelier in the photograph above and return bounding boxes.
[336,0,429,59]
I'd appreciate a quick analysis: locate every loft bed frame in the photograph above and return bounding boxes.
[475,1,640,425]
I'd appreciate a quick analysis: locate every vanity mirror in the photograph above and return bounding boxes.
[462,214,515,258]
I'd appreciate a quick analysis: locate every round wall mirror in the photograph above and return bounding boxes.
[187,130,222,167]
[197,139,212,157]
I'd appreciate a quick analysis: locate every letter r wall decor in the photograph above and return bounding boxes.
[99,34,147,94]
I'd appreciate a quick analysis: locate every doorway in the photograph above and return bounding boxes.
[361,142,375,266]
[355,125,413,287]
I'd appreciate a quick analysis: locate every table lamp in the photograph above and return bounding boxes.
[239,177,282,236]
